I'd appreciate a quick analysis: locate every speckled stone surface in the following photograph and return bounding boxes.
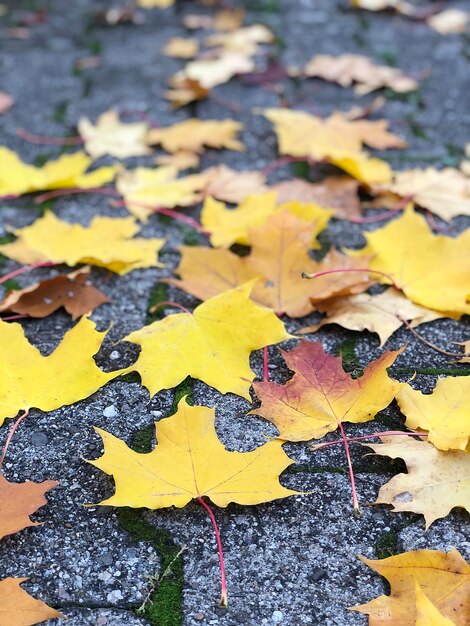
[0,1,469,625]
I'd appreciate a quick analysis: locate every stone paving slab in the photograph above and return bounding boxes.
[0,1,469,625]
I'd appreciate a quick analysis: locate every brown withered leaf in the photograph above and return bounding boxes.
[272,177,362,219]
[162,37,199,59]
[202,165,268,203]
[0,267,110,320]
[0,474,58,540]
[0,578,63,625]
[299,53,418,95]
[0,91,14,114]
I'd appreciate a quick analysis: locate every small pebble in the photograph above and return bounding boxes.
[103,405,118,418]
[109,350,120,360]
[106,589,123,603]
[272,610,283,623]
[151,410,163,418]
[30,431,48,447]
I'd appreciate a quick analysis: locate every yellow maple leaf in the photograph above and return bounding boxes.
[78,110,151,160]
[147,119,244,153]
[346,206,470,314]
[90,398,298,509]
[365,436,470,527]
[351,548,470,625]
[137,0,174,7]
[414,581,457,625]
[0,578,63,625]
[176,52,255,90]
[116,165,206,221]
[0,147,114,196]
[382,167,470,221]
[427,9,469,35]
[162,37,199,59]
[397,377,470,451]
[330,152,392,184]
[251,341,403,441]
[201,191,331,248]
[125,282,290,399]
[0,212,165,275]
[0,317,124,425]
[298,288,450,346]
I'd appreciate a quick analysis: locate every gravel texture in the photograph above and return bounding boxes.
[0,1,469,625]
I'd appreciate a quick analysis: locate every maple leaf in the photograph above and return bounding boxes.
[137,0,174,7]
[262,107,406,156]
[251,341,403,441]
[364,436,470,527]
[78,110,151,160]
[298,288,449,346]
[201,192,331,248]
[350,548,470,625]
[427,9,469,35]
[0,91,14,114]
[90,398,298,509]
[0,147,114,196]
[124,282,290,400]
[272,176,362,219]
[0,213,165,274]
[300,53,417,95]
[330,152,392,185]
[116,165,207,221]
[396,377,470,451]
[0,316,125,424]
[147,119,244,153]
[162,37,199,59]
[165,77,209,109]
[202,165,268,204]
[0,578,63,625]
[414,581,457,626]
[382,167,470,220]
[350,0,417,15]
[0,474,57,539]
[175,52,255,90]
[347,206,470,314]
[155,151,200,171]
[171,212,372,317]
[0,267,109,320]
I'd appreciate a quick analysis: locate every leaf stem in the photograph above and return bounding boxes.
[34,187,119,204]
[197,497,228,608]
[17,127,84,145]
[263,346,269,382]
[148,300,192,315]
[0,262,55,285]
[398,317,465,358]
[0,409,29,468]
[302,267,398,290]
[337,421,360,516]
[310,430,426,451]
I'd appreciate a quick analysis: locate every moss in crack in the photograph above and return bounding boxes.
[117,379,195,626]
[0,234,14,268]
[1,278,21,291]
[335,337,364,378]
[375,516,419,559]
[147,282,169,324]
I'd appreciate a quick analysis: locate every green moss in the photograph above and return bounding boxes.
[117,372,141,384]
[53,101,68,124]
[171,377,194,412]
[292,160,310,181]
[375,517,419,559]
[146,283,169,324]
[288,464,347,475]
[1,278,21,291]
[181,226,201,246]
[0,234,14,267]
[118,508,184,626]
[335,338,364,378]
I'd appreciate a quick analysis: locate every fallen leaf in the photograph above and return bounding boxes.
[298,288,449,346]
[414,580,457,626]
[78,110,151,160]
[0,578,63,625]
[183,9,245,32]
[124,282,290,400]
[346,206,470,314]
[202,165,268,203]
[300,54,418,95]
[350,0,416,15]
[0,91,14,113]
[453,340,470,364]
[0,474,57,539]
[162,37,199,59]
[251,341,403,441]
[365,436,470,527]
[201,192,331,248]
[351,548,470,625]
[272,176,362,219]
[381,167,470,220]
[0,267,110,320]
[116,165,207,220]
[0,213,164,275]
[176,51,255,89]
[0,148,115,197]
[90,397,298,508]
[147,118,244,153]
[330,152,393,185]
[165,77,209,108]
[170,220,372,317]
[155,151,200,170]
[137,0,174,7]
[0,316,124,424]
[427,9,469,35]
[204,24,273,56]
[397,377,470,451]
